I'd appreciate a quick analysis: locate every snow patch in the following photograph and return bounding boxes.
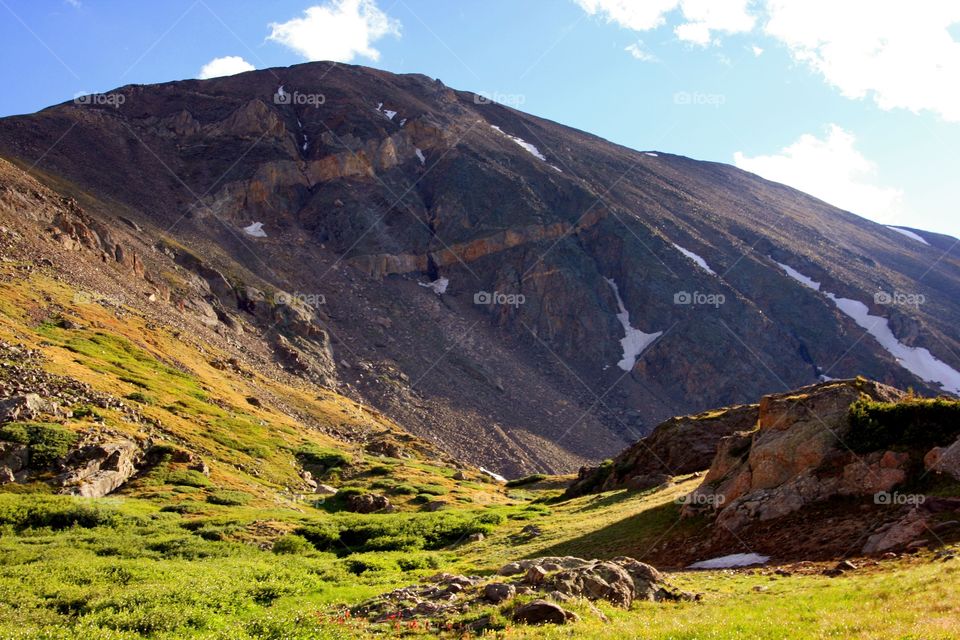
[415,148,426,165]
[489,124,548,162]
[673,243,716,275]
[774,261,960,395]
[774,261,821,291]
[375,102,398,121]
[479,467,507,483]
[688,553,770,569]
[887,226,930,246]
[644,152,658,157]
[418,277,449,295]
[605,278,663,371]
[243,222,267,238]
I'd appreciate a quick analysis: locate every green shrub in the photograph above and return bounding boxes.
[0,422,78,468]
[367,464,392,476]
[505,473,548,488]
[413,483,448,496]
[296,510,504,554]
[125,392,155,405]
[296,445,350,469]
[206,490,251,506]
[847,397,960,452]
[272,534,313,555]
[0,495,118,530]
[159,501,206,514]
[389,484,417,495]
[165,470,212,488]
[361,534,424,551]
[71,404,97,419]
[397,553,441,571]
[295,522,341,550]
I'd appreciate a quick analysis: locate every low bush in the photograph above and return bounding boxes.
[272,534,313,555]
[0,422,78,468]
[413,483,448,496]
[505,473,547,488]
[847,397,960,452]
[0,495,119,530]
[206,490,251,506]
[165,470,212,488]
[296,445,351,469]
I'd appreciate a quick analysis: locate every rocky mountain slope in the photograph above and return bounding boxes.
[1,61,958,476]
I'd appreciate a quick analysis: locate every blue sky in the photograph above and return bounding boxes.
[1,0,957,237]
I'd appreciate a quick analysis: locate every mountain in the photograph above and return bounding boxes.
[1,61,958,477]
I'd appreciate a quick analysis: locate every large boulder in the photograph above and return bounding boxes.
[512,600,578,625]
[345,493,392,514]
[0,394,59,422]
[924,438,960,481]
[58,438,142,498]
[0,441,29,481]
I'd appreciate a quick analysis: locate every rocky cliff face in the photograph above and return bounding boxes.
[675,379,960,554]
[1,62,958,476]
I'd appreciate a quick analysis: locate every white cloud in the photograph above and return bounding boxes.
[197,56,255,79]
[751,45,764,56]
[733,125,904,223]
[625,41,657,61]
[267,0,400,63]
[673,0,756,46]
[574,0,680,32]
[574,0,755,46]
[763,0,960,121]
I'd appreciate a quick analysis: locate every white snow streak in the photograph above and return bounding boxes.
[489,125,547,162]
[673,243,716,275]
[479,467,507,483]
[243,222,267,238]
[605,278,662,372]
[418,277,449,295]
[774,260,960,395]
[688,553,770,569]
[887,226,930,246]
[774,261,821,291]
[415,148,426,165]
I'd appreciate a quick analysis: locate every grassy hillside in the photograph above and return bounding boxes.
[1,244,959,639]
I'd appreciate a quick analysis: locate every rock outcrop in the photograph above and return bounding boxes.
[353,556,694,627]
[57,437,143,498]
[566,403,759,496]
[682,379,909,530]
